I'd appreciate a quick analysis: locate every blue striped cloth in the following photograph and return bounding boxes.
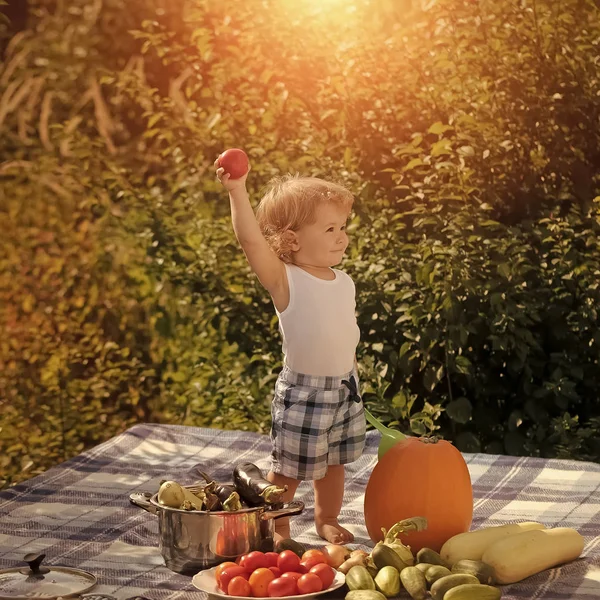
[0,424,599,599]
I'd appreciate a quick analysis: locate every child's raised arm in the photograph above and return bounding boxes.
[215,159,286,298]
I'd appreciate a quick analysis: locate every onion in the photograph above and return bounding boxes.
[321,544,351,568]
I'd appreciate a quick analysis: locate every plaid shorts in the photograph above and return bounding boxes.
[269,366,366,481]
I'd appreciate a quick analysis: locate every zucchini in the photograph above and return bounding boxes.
[440,522,545,565]
[481,527,584,584]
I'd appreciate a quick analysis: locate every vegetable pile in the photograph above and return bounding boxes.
[156,462,285,512]
[208,515,584,599]
[341,517,584,600]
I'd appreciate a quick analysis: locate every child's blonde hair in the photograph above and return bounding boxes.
[256,174,354,263]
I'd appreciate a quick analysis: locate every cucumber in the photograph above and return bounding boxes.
[345,591,387,600]
[443,583,502,600]
[346,566,376,591]
[374,566,401,598]
[417,548,449,568]
[400,566,427,600]
[371,543,409,572]
[425,565,452,586]
[430,574,480,600]
[451,559,495,585]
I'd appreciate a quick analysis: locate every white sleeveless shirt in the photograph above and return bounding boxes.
[275,263,360,377]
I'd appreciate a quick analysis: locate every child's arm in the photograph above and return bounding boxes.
[215,160,287,299]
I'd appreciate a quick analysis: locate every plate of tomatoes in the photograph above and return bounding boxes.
[192,549,345,599]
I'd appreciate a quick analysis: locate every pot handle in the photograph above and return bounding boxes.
[129,491,158,515]
[261,500,304,521]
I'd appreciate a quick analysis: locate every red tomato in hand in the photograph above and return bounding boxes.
[249,567,276,597]
[228,576,252,597]
[265,552,280,568]
[277,550,301,573]
[220,566,250,593]
[268,576,298,597]
[244,551,269,572]
[218,148,249,179]
[297,573,323,594]
[309,563,335,589]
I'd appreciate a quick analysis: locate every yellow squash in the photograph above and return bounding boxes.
[440,521,545,564]
[481,527,584,584]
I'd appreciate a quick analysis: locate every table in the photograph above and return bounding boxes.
[1,424,599,600]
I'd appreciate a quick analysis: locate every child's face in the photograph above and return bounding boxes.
[292,203,350,267]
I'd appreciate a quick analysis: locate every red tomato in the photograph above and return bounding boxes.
[228,576,252,597]
[215,561,238,588]
[297,573,323,595]
[300,556,326,571]
[280,572,303,581]
[268,566,282,578]
[220,566,250,593]
[238,554,250,570]
[265,552,280,568]
[309,563,335,589]
[244,551,269,572]
[277,550,301,573]
[249,567,276,597]
[267,576,298,597]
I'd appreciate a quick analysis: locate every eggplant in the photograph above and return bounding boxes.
[233,462,287,506]
[198,471,245,511]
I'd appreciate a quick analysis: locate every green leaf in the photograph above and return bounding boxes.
[423,364,444,392]
[446,397,472,424]
[404,158,424,171]
[455,356,472,375]
[427,122,454,135]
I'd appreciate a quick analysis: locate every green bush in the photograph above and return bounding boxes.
[1,0,599,486]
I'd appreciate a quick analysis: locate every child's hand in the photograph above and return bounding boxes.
[214,158,251,192]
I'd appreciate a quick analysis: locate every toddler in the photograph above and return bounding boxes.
[215,159,365,544]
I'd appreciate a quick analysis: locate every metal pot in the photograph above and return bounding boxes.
[130,492,304,575]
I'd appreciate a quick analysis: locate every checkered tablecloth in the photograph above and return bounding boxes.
[1,424,599,599]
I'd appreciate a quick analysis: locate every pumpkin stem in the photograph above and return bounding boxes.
[422,435,441,444]
[364,408,407,440]
[384,516,428,543]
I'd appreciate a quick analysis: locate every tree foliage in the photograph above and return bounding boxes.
[1,0,599,485]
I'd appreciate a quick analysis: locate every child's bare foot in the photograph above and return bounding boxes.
[274,519,290,541]
[315,518,354,544]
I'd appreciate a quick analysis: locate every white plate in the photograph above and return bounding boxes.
[192,566,346,600]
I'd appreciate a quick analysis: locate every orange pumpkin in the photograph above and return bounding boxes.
[364,436,473,552]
